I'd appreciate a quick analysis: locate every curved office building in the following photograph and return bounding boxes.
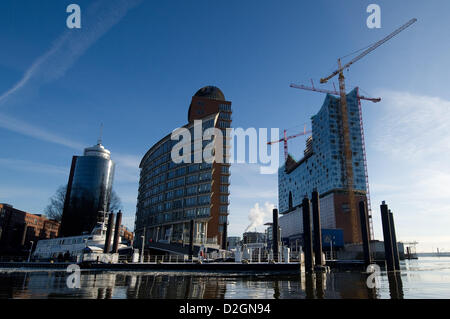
[135,86,232,250]
[60,142,115,237]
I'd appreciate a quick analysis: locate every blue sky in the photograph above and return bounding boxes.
[0,0,449,252]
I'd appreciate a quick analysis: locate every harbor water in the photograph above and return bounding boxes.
[0,257,449,299]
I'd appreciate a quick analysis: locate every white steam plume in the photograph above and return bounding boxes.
[244,202,275,233]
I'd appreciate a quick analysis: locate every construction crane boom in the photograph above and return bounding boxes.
[320,18,417,84]
[289,83,381,103]
[267,128,311,162]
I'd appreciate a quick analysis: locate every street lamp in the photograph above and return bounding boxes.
[27,241,34,262]
[325,236,335,261]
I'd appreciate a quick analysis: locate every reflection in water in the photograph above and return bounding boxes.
[0,257,447,299]
[0,271,387,299]
[315,272,325,299]
[387,272,404,299]
[273,280,280,299]
[304,273,315,299]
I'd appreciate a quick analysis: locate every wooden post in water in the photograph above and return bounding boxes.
[112,210,122,253]
[389,210,400,271]
[104,212,115,253]
[359,201,372,266]
[272,208,279,262]
[302,196,314,273]
[381,202,395,271]
[311,190,323,267]
[189,220,194,261]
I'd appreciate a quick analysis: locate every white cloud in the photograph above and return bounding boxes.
[0,158,67,176]
[113,152,140,183]
[0,113,84,150]
[373,90,450,162]
[369,90,450,251]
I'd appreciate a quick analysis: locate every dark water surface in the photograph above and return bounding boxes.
[0,257,449,299]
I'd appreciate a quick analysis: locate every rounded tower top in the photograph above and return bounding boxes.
[193,86,225,101]
[84,142,111,160]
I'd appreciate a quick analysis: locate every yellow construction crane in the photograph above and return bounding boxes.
[319,18,417,243]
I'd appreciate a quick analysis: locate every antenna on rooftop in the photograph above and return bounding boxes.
[98,123,103,145]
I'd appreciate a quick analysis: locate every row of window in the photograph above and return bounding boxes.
[143,118,219,167]
[142,168,212,193]
[185,195,210,207]
[143,184,213,206]
[218,121,230,129]
[219,104,232,112]
[143,158,213,182]
[219,112,231,120]
[144,207,212,225]
[142,195,212,213]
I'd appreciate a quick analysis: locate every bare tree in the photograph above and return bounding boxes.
[45,186,123,221]
[44,185,66,222]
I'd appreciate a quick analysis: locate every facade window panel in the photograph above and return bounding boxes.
[185,197,198,207]
[198,195,210,205]
[220,195,229,204]
[173,200,183,209]
[186,209,196,218]
[175,177,185,187]
[219,205,228,213]
[176,167,186,176]
[174,188,184,198]
[221,166,230,174]
[187,186,198,195]
[197,207,210,217]
[188,164,199,173]
[168,170,176,179]
[199,183,211,193]
[187,174,199,184]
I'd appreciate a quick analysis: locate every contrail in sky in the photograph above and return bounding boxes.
[0,0,142,105]
[0,112,85,150]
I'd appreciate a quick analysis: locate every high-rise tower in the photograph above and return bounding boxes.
[60,142,115,237]
[134,86,232,251]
